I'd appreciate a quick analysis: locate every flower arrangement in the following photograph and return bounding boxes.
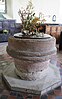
[18,0,46,37]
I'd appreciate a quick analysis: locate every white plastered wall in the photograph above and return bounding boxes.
[4,0,61,23]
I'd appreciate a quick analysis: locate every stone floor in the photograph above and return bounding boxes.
[0,42,62,99]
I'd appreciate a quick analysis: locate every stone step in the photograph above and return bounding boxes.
[3,75,41,95]
[3,74,61,96]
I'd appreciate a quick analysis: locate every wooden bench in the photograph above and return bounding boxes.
[46,25,62,44]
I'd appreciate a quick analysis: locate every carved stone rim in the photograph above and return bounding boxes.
[7,46,57,61]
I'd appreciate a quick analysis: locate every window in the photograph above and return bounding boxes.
[0,0,6,13]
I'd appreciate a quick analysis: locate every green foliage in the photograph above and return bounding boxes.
[18,0,36,33]
[18,0,46,36]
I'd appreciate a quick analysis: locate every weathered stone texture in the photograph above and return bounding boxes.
[7,34,57,80]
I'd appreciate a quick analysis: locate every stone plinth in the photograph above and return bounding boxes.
[6,34,57,80]
[3,63,61,95]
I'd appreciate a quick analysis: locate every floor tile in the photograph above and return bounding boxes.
[7,96,16,99]
[55,96,62,99]
[41,94,48,99]
[54,90,62,96]
[48,95,55,99]
[0,94,8,99]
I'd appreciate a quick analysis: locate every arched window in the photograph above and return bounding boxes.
[0,0,7,13]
